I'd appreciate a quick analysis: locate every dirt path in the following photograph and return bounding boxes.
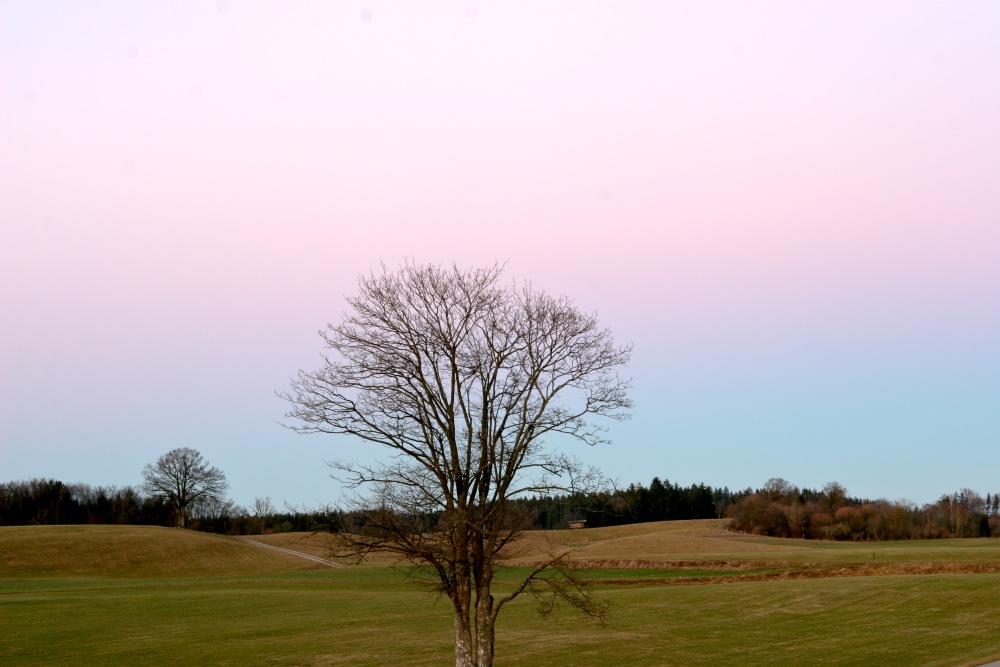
[235,536,347,568]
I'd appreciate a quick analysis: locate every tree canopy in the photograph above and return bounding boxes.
[142,447,228,528]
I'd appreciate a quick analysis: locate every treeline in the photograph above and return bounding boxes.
[727,478,1000,540]
[518,478,737,530]
[1,476,731,535]
[0,479,173,526]
[0,479,341,536]
[5,476,1000,541]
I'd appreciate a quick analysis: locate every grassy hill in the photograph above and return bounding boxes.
[248,518,1000,569]
[511,519,1000,565]
[0,525,308,578]
[7,520,1000,579]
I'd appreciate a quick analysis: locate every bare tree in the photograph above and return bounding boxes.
[282,262,632,667]
[141,448,228,528]
[762,477,798,502]
[190,495,238,522]
[253,496,274,534]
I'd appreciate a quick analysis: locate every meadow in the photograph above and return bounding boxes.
[3,521,1000,666]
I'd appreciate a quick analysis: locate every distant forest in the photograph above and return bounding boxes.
[2,477,998,541]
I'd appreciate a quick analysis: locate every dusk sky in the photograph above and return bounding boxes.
[2,2,998,510]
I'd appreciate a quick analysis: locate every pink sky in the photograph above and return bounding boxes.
[2,1,998,507]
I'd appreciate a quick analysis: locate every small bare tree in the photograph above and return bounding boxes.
[282,262,632,667]
[253,496,274,534]
[142,448,228,528]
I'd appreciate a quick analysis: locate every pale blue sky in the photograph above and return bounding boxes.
[2,1,998,509]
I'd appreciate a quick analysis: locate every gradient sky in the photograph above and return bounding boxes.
[2,1,998,510]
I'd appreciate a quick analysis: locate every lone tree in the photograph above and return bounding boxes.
[142,447,228,528]
[282,263,632,667]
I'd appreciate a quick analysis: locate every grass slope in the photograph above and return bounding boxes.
[251,518,1000,568]
[511,519,1000,565]
[0,525,308,578]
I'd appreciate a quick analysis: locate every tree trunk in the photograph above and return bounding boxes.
[454,608,474,667]
[475,591,496,667]
[453,558,475,667]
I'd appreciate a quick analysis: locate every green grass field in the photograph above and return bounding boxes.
[3,522,1000,666]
